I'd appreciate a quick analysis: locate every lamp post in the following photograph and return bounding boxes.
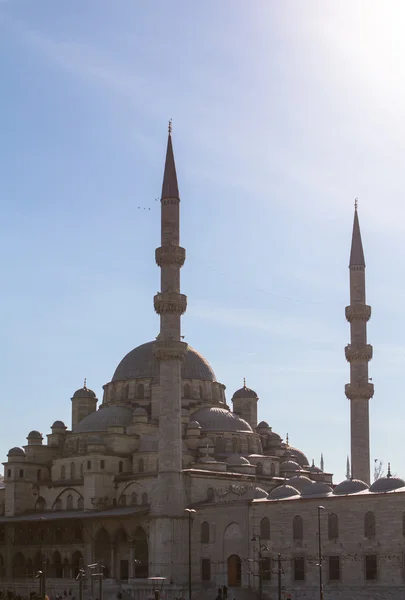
[251,535,267,600]
[184,508,196,600]
[76,567,85,600]
[317,506,325,600]
[88,562,104,600]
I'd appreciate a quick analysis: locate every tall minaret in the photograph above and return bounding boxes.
[345,202,373,484]
[151,124,188,579]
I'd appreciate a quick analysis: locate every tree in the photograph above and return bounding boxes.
[374,459,384,481]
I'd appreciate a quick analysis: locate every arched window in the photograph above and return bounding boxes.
[232,438,238,453]
[119,494,126,506]
[66,494,73,510]
[60,465,65,480]
[260,517,270,540]
[123,384,129,399]
[137,384,144,399]
[139,458,144,473]
[207,488,215,501]
[293,515,303,541]
[131,493,138,505]
[53,498,62,511]
[364,512,375,538]
[270,463,276,476]
[184,383,191,398]
[25,557,32,578]
[35,497,46,512]
[71,462,76,479]
[134,527,148,578]
[141,493,148,505]
[201,522,210,543]
[199,385,204,400]
[119,461,123,473]
[72,551,83,579]
[53,551,63,578]
[77,496,84,510]
[256,462,263,475]
[215,437,225,454]
[328,513,339,540]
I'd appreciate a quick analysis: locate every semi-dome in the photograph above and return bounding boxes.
[73,405,133,433]
[190,407,253,433]
[232,385,258,399]
[8,447,25,457]
[72,386,96,399]
[301,482,333,497]
[51,421,67,430]
[188,421,201,429]
[27,430,42,439]
[280,460,301,473]
[369,476,405,493]
[282,446,310,468]
[287,475,314,491]
[333,479,369,495]
[226,454,250,466]
[268,484,300,499]
[257,421,269,429]
[112,341,216,382]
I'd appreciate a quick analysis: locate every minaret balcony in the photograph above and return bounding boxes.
[155,245,186,267]
[345,383,374,400]
[153,339,188,362]
[154,292,187,315]
[345,344,373,362]
[345,304,371,322]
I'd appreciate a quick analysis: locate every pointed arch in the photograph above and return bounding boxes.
[35,497,46,512]
[256,462,263,475]
[293,515,303,541]
[66,494,73,510]
[141,492,148,505]
[134,527,148,578]
[77,496,84,510]
[270,463,276,476]
[260,517,270,540]
[123,384,129,399]
[53,498,62,511]
[119,494,127,506]
[328,513,339,540]
[227,554,241,587]
[184,383,191,398]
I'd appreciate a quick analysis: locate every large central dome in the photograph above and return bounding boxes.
[112,341,217,382]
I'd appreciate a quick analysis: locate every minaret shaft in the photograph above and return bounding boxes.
[345,207,373,485]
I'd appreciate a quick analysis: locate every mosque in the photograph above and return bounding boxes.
[0,129,404,600]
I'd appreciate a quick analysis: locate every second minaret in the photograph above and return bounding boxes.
[345,205,373,484]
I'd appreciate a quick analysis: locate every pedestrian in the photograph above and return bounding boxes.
[222,586,227,599]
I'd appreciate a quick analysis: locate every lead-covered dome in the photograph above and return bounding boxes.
[333,479,369,495]
[301,482,333,497]
[190,407,253,432]
[72,386,96,399]
[268,484,300,499]
[232,385,258,399]
[369,476,405,493]
[112,341,216,382]
[73,406,133,433]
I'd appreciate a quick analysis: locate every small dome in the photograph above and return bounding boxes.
[133,407,148,417]
[73,405,132,433]
[268,484,300,499]
[369,476,405,493]
[51,420,67,430]
[301,482,333,497]
[226,454,250,466]
[333,479,369,495]
[27,430,42,439]
[72,385,96,399]
[280,460,301,473]
[8,447,25,457]
[257,421,269,429]
[287,475,314,491]
[232,384,258,399]
[188,421,201,429]
[190,407,252,433]
[247,487,268,500]
[308,460,322,473]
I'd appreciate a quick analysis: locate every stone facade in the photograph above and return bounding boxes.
[0,132,401,600]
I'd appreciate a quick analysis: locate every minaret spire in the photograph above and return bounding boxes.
[345,204,373,484]
[151,127,188,579]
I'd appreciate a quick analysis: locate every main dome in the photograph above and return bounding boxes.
[112,341,216,382]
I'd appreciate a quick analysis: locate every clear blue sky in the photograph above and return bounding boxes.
[1,1,405,483]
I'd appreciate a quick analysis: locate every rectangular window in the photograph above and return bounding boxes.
[7,469,11,478]
[365,555,377,580]
[294,557,305,581]
[201,558,211,581]
[87,460,91,470]
[19,469,24,478]
[329,556,340,581]
[100,460,105,469]
[261,557,271,581]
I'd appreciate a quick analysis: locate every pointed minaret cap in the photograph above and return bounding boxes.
[161,120,179,200]
[349,200,365,267]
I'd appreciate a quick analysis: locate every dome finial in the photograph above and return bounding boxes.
[387,462,391,478]
[354,197,358,210]
[83,378,87,389]
[312,458,315,467]
[168,119,172,135]
[243,377,246,388]
[286,433,289,447]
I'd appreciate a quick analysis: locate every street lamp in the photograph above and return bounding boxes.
[184,508,196,600]
[251,534,269,600]
[88,562,104,600]
[317,506,325,600]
